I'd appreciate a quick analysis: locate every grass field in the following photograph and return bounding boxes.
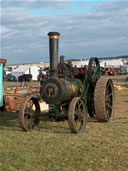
[0,76,128,171]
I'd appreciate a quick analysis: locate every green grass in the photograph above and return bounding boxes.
[0,77,128,171]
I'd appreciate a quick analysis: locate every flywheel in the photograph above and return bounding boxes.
[87,57,101,87]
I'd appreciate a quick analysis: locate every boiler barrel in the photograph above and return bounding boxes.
[40,77,84,104]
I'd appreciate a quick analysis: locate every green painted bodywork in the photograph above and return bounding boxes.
[49,60,101,119]
[49,79,85,119]
[63,79,84,100]
[0,63,4,107]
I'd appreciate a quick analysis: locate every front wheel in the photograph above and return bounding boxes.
[68,97,88,134]
[19,95,41,131]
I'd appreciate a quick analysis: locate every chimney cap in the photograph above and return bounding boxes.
[48,32,60,39]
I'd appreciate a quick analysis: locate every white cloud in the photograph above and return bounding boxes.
[1,0,72,9]
[1,1,128,64]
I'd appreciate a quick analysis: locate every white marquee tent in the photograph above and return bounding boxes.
[12,65,40,80]
[100,59,124,67]
[75,58,124,68]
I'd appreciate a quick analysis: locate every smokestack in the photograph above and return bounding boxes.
[48,32,60,77]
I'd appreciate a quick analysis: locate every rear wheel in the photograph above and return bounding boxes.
[19,95,41,131]
[68,97,88,133]
[94,77,115,121]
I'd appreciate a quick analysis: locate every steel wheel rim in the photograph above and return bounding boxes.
[19,95,40,131]
[94,77,115,122]
[23,100,37,130]
[68,97,88,133]
[105,80,114,120]
[74,99,85,131]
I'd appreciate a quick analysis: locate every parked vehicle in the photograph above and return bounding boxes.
[18,74,32,82]
[6,73,17,81]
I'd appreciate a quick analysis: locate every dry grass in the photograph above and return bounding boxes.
[4,81,40,88]
[0,75,128,171]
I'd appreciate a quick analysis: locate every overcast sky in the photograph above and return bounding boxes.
[1,0,128,64]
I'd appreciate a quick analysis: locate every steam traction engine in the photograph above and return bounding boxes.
[19,32,115,133]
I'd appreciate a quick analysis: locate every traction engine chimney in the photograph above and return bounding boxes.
[48,32,60,77]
